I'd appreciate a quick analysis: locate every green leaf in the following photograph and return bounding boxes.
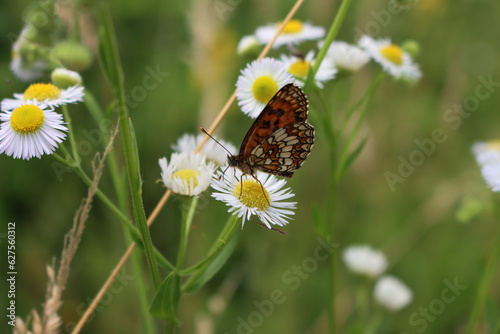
[183,231,239,294]
[312,203,328,237]
[149,272,179,322]
[338,137,368,179]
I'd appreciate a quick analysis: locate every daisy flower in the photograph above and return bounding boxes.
[359,35,422,82]
[255,20,325,48]
[236,58,293,118]
[373,276,413,311]
[10,27,48,82]
[159,152,216,196]
[172,133,237,166]
[342,245,388,278]
[281,51,337,88]
[211,168,296,229]
[472,140,500,166]
[1,83,84,111]
[472,141,500,192]
[322,41,370,73]
[0,101,67,160]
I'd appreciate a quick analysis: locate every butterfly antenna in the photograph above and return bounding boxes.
[200,127,234,156]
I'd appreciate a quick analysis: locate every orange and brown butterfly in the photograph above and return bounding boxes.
[202,83,314,180]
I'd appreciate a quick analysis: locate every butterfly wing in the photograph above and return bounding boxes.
[238,83,309,159]
[249,122,315,178]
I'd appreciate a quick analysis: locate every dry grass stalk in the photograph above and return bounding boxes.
[14,124,119,334]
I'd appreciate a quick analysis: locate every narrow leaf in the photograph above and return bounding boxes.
[183,231,239,294]
[338,137,368,179]
[149,272,179,322]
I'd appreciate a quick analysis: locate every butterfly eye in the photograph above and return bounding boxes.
[229,156,239,167]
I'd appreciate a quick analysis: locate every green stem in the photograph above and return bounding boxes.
[61,104,80,164]
[53,155,174,271]
[464,234,500,334]
[98,5,161,289]
[166,197,199,334]
[181,215,240,292]
[339,71,386,134]
[335,71,385,182]
[177,197,198,270]
[311,0,354,79]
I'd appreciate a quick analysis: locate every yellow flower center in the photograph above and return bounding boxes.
[23,83,62,101]
[172,169,200,188]
[10,105,45,134]
[380,45,404,65]
[486,140,500,151]
[252,76,278,103]
[278,19,304,34]
[234,179,270,210]
[288,59,310,79]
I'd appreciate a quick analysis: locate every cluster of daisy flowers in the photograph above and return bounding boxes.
[159,20,423,231]
[159,133,297,231]
[472,140,500,192]
[0,69,84,160]
[342,245,413,311]
[235,19,421,118]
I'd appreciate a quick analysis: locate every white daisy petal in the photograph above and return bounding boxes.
[172,133,237,166]
[342,245,388,277]
[159,152,216,196]
[359,35,421,82]
[281,51,337,88]
[255,20,325,48]
[1,83,85,111]
[321,41,370,73]
[211,168,296,229]
[236,58,294,118]
[472,140,500,192]
[0,101,67,160]
[374,276,413,311]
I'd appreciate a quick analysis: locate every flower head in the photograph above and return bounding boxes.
[322,41,370,73]
[51,68,83,89]
[1,83,84,111]
[373,276,413,311]
[359,35,421,82]
[472,140,500,192]
[342,245,388,277]
[172,133,237,166]
[237,35,260,57]
[236,58,293,118]
[159,152,216,196]
[10,27,48,82]
[211,169,296,229]
[255,20,325,48]
[0,101,67,160]
[281,51,337,88]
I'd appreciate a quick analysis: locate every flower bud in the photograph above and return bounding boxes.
[53,41,93,72]
[51,68,82,89]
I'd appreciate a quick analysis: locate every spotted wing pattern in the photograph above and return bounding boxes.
[236,83,314,178]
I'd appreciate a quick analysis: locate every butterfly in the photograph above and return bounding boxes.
[203,83,314,180]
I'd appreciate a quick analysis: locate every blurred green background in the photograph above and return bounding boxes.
[1,0,500,333]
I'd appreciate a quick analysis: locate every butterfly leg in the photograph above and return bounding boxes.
[250,217,287,235]
[251,174,270,206]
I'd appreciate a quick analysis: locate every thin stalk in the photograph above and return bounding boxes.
[311,0,354,79]
[166,197,199,334]
[182,215,240,292]
[61,104,80,164]
[335,71,385,182]
[98,6,161,289]
[464,235,500,334]
[315,2,355,332]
